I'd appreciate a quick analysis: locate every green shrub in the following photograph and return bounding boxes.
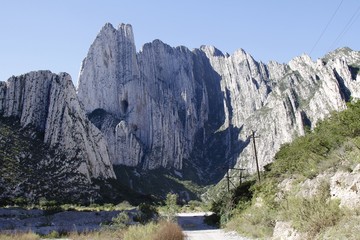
[115,201,133,210]
[226,204,276,238]
[14,197,27,206]
[280,181,343,237]
[134,203,158,224]
[162,193,179,221]
[45,230,60,239]
[123,222,158,240]
[204,213,220,227]
[187,200,202,211]
[112,212,130,229]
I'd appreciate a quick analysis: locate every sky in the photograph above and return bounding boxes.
[1,0,359,84]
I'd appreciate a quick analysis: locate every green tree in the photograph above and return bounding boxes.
[164,193,179,222]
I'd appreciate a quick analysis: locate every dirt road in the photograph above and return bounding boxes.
[177,212,249,240]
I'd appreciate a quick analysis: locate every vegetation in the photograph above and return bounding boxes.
[0,197,185,240]
[210,101,360,239]
[0,232,40,240]
[113,165,205,202]
[0,220,184,240]
[133,203,158,224]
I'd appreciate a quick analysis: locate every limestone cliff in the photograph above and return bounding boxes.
[0,71,115,182]
[77,23,360,183]
[78,24,211,170]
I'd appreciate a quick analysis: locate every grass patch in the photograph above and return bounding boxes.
[0,232,40,240]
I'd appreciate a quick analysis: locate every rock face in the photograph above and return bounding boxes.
[78,23,360,182]
[0,71,115,181]
[78,24,213,170]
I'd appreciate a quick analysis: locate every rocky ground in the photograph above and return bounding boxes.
[0,207,136,235]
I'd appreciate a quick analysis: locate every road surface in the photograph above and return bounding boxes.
[177,212,249,240]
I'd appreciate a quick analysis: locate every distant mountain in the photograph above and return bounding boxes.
[1,23,359,202]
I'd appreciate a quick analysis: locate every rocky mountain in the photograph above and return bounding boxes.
[1,22,359,202]
[0,71,115,203]
[77,23,360,185]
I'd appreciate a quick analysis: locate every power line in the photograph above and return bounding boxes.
[328,4,360,51]
[309,0,344,56]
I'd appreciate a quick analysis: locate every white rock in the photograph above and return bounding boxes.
[77,22,360,177]
[0,71,115,180]
[330,165,360,208]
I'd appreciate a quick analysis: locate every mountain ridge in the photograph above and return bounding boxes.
[1,22,359,202]
[77,22,360,182]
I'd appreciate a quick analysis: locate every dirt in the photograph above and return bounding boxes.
[177,212,249,240]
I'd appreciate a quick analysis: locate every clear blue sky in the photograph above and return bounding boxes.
[1,0,359,84]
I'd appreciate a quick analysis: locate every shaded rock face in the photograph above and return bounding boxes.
[0,71,115,181]
[78,23,360,180]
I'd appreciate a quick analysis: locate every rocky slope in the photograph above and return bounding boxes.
[0,71,115,203]
[77,23,360,184]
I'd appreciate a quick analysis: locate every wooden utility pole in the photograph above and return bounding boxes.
[251,130,261,182]
[226,169,230,192]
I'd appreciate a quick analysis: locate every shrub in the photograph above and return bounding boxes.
[153,221,184,240]
[188,200,200,210]
[45,230,60,239]
[280,181,343,237]
[112,211,130,229]
[134,203,158,224]
[210,180,255,226]
[115,201,133,210]
[162,193,179,221]
[226,204,276,238]
[14,197,27,207]
[123,222,158,240]
[204,213,220,227]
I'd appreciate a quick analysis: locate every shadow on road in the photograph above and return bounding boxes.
[177,212,217,231]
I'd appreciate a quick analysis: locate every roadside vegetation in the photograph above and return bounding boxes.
[0,194,186,240]
[209,101,360,239]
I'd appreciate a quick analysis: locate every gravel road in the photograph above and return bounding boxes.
[177,212,249,240]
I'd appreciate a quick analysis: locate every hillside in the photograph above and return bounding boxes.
[0,116,99,204]
[210,100,360,239]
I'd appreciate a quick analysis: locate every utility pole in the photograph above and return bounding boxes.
[226,168,230,192]
[251,130,261,182]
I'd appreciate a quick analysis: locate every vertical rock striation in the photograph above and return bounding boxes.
[77,23,360,181]
[0,71,115,180]
[78,24,210,170]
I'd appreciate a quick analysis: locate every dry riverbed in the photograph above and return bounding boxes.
[0,207,136,235]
